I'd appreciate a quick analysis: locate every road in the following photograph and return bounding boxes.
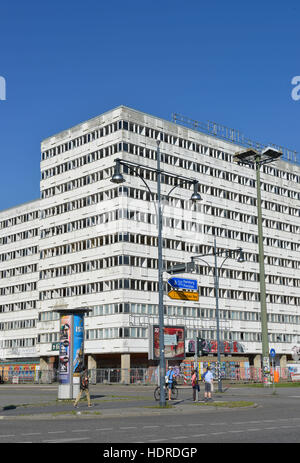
[0,383,300,444]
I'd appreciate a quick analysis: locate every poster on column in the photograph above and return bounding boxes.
[59,315,72,384]
[73,314,84,375]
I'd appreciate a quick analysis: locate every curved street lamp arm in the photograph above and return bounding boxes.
[118,161,158,217]
[218,255,230,272]
[191,256,213,272]
[119,162,156,200]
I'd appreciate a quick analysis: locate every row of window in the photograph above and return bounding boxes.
[39,231,300,271]
[41,165,113,199]
[3,328,297,347]
[40,151,300,228]
[0,281,37,296]
[40,137,300,222]
[0,264,38,279]
[0,319,36,330]
[120,140,300,201]
[188,329,298,344]
[87,302,300,325]
[0,210,39,230]
[0,245,38,263]
[41,120,122,161]
[41,117,300,187]
[86,327,147,341]
[1,338,36,348]
[38,277,300,306]
[124,118,300,185]
[40,182,299,237]
[35,328,299,345]
[0,227,39,246]
[0,300,37,313]
[37,332,59,343]
[38,253,300,290]
[39,205,300,253]
[38,311,60,322]
[39,254,174,279]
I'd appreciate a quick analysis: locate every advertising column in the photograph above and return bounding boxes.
[56,307,91,400]
[72,313,85,398]
[58,314,73,399]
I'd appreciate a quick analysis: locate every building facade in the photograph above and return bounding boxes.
[0,200,40,362]
[1,105,300,372]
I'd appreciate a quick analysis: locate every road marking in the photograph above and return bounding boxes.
[48,431,66,434]
[119,426,137,430]
[166,424,182,427]
[143,426,159,428]
[191,434,208,437]
[22,433,41,436]
[95,428,113,431]
[209,422,227,426]
[43,437,90,443]
[148,438,167,442]
[0,435,15,438]
[71,429,89,432]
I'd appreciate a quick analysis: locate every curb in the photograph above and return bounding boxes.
[0,401,258,421]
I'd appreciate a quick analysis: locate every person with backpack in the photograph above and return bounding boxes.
[191,369,200,401]
[166,366,176,400]
[74,369,93,408]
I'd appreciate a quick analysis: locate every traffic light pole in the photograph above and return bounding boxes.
[213,238,222,393]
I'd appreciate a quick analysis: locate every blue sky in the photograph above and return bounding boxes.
[0,0,299,210]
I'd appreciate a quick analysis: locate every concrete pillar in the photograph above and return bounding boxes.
[88,355,97,384]
[280,355,287,378]
[121,354,130,384]
[253,354,261,369]
[39,357,51,384]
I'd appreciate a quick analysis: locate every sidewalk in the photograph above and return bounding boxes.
[0,384,258,420]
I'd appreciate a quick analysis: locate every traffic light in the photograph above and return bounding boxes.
[188,340,195,353]
[166,261,196,274]
[197,338,209,356]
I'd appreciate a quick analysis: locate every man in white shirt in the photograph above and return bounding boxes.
[203,366,214,402]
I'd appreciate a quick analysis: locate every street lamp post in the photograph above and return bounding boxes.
[168,240,244,393]
[233,147,282,385]
[191,239,244,393]
[111,143,201,406]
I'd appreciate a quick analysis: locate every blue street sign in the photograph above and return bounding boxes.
[168,277,198,291]
[270,348,276,358]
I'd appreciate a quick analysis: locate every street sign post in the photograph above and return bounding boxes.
[168,277,198,291]
[270,348,276,393]
[168,290,199,301]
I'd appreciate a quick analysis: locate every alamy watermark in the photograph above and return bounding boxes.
[0,76,6,100]
[291,76,300,101]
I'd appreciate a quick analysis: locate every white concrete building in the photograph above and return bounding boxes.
[0,200,40,361]
[1,105,300,372]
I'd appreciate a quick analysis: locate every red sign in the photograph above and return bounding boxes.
[152,325,185,360]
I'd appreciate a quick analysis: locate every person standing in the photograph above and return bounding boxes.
[74,369,92,408]
[203,366,214,402]
[166,366,176,401]
[191,369,200,401]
